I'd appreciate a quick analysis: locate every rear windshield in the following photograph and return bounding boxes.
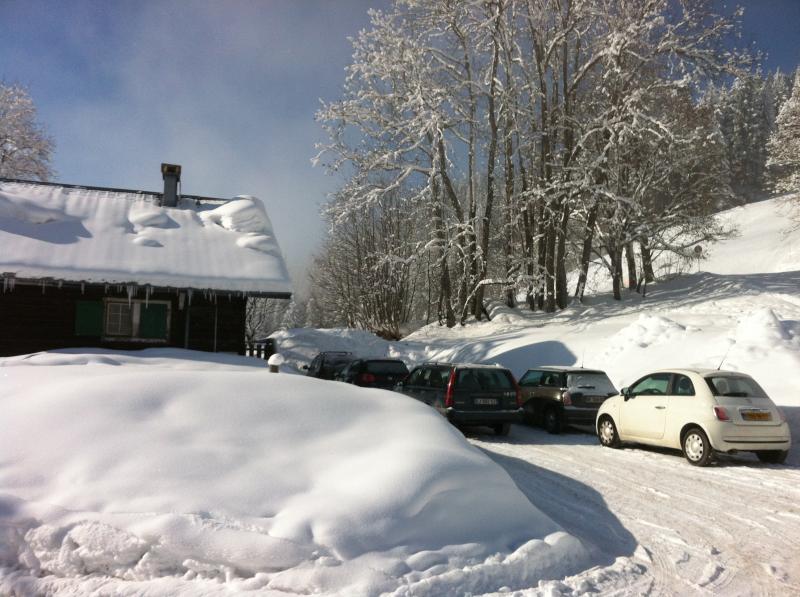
[456,368,514,391]
[705,376,767,398]
[322,357,353,373]
[365,360,408,375]
[566,372,617,395]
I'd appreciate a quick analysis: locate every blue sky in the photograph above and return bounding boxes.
[1,0,797,291]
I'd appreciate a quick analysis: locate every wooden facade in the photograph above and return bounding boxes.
[0,282,249,357]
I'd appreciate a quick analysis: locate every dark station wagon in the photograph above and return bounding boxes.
[395,362,523,435]
[337,358,410,389]
[519,366,617,433]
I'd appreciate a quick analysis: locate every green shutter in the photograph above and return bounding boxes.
[75,301,104,336]
[140,303,169,339]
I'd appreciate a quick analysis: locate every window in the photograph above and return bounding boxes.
[457,368,514,390]
[103,300,170,341]
[540,372,563,387]
[630,373,671,396]
[519,370,544,387]
[406,368,426,387]
[705,376,766,398]
[672,374,695,396]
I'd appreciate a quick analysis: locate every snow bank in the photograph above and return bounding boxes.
[0,182,291,294]
[0,349,589,595]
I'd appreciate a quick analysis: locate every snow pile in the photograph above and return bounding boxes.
[0,350,590,595]
[0,182,291,294]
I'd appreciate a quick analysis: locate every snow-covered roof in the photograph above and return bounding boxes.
[0,180,292,296]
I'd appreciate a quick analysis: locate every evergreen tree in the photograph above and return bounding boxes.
[767,70,800,196]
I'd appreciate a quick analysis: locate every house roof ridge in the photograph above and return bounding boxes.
[0,177,227,204]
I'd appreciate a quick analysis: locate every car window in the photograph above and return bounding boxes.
[672,374,695,396]
[540,372,562,387]
[630,373,671,396]
[426,367,451,389]
[458,368,514,390]
[365,360,408,375]
[406,368,425,386]
[705,375,767,398]
[566,372,616,394]
[519,370,543,387]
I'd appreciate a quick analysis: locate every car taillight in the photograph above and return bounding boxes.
[444,370,456,407]
[713,406,730,421]
[359,373,376,384]
[514,380,523,407]
[562,390,572,406]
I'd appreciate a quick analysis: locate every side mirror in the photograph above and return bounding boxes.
[622,387,632,401]
[302,364,309,370]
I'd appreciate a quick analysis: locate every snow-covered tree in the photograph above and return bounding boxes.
[0,83,53,180]
[767,70,800,197]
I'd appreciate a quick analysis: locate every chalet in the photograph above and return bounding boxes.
[0,164,291,357]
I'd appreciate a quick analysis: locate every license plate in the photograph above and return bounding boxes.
[475,398,498,406]
[586,396,604,404]
[741,410,771,421]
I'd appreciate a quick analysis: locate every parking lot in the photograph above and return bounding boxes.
[470,425,800,595]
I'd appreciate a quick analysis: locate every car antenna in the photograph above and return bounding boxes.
[717,342,734,370]
[580,349,585,368]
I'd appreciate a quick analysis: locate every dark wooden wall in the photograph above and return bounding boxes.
[0,283,247,357]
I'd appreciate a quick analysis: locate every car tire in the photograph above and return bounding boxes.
[597,416,620,448]
[494,423,511,437]
[543,407,561,434]
[756,450,788,464]
[682,426,714,466]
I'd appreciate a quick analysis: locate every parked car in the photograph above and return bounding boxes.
[337,359,409,389]
[395,362,523,436]
[596,369,791,466]
[304,351,354,380]
[518,366,617,433]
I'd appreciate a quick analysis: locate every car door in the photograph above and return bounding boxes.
[664,373,697,446]
[620,372,671,440]
[518,370,544,411]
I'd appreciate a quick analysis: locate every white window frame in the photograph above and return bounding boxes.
[103,299,171,343]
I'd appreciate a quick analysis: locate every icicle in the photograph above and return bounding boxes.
[145,285,151,308]
[81,282,85,295]
[105,284,109,294]
[58,280,63,289]
[41,280,46,295]
[126,284,137,307]
[187,288,193,306]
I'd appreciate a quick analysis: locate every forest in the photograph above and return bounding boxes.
[251,0,800,340]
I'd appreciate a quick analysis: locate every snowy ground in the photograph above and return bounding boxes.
[1,197,798,595]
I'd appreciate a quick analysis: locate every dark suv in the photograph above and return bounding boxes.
[304,351,354,380]
[337,359,409,389]
[395,363,523,436]
[518,366,617,433]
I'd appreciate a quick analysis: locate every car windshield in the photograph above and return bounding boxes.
[365,360,408,375]
[322,357,353,373]
[566,372,616,395]
[705,375,767,398]
[457,368,514,390]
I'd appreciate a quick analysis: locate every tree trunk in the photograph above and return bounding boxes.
[555,200,570,308]
[574,201,598,301]
[625,242,637,290]
[641,237,655,283]
[611,245,623,301]
[544,207,556,312]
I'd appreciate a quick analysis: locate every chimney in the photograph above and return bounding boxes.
[160,163,181,207]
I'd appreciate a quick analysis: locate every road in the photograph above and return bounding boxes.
[469,425,800,596]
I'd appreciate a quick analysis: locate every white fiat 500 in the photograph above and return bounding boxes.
[596,369,791,466]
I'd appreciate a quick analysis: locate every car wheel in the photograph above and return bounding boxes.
[682,426,714,466]
[494,423,511,437]
[756,450,788,464]
[543,407,561,434]
[597,416,620,448]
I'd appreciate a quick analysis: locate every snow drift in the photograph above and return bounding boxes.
[0,350,589,595]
